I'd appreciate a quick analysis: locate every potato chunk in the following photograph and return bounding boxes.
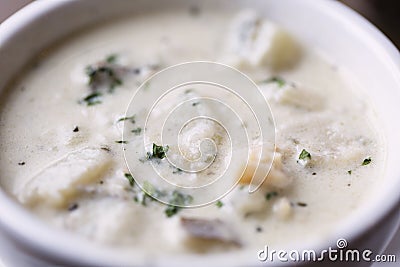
[239,148,291,189]
[18,147,112,208]
[221,10,301,70]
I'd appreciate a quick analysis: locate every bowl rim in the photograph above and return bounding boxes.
[0,0,399,266]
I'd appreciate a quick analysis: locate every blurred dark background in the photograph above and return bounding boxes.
[340,0,400,48]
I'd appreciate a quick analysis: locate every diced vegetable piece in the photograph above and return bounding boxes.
[19,147,112,207]
[221,10,301,69]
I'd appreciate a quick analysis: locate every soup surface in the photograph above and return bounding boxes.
[0,7,384,260]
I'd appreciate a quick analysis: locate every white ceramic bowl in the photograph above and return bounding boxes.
[0,0,399,266]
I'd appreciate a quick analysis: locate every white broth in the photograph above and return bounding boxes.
[0,8,384,257]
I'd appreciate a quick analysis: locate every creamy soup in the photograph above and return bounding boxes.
[0,7,384,261]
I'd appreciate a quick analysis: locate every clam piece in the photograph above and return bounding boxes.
[180,217,241,246]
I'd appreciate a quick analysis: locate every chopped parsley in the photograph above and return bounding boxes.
[80,54,124,105]
[164,190,193,217]
[134,191,149,206]
[347,170,352,175]
[86,63,122,91]
[170,190,193,206]
[263,76,286,87]
[192,102,200,107]
[165,206,180,217]
[124,173,135,187]
[81,92,102,106]
[117,115,135,124]
[362,157,371,166]
[265,191,278,201]
[115,140,128,144]
[148,143,169,159]
[133,181,192,217]
[133,181,163,206]
[106,54,117,64]
[142,181,157,197]
[297,202,308,207]
[131,127,142,135]
[299,149,311,161]
[73,126,79,132]
[18,161,25,166]
[216,200,224,208]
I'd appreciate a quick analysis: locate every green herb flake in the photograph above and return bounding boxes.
[117,115,135,124]
[85,54,123,92]
[132,181,193,218]
[143,181,156,197]
[299,149,311,161]
[151,143,169,159]
[81,92,102,106]
[134,191,148,206]
[115,140,128,144]
[106,54,117,64]
[347,170,352,175]
[265,191,278,201]
[165,205,180,217]
[263,76,286,87]
[362,157,371,166]
[170,190,193,206]
[164,191,193,217]
[124,173,135,187]
[131,127,142,135]
[134,181,163,206]
[216,200,224,208]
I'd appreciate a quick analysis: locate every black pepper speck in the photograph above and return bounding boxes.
[68,203,79,211]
